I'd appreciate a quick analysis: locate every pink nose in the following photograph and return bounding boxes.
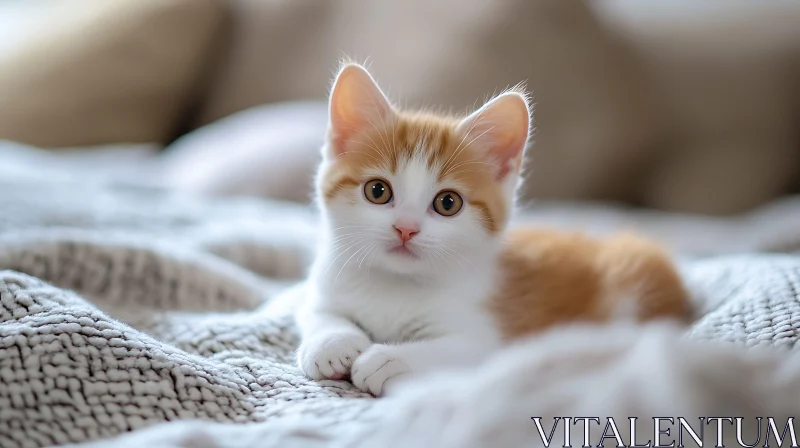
[394,225,419,244]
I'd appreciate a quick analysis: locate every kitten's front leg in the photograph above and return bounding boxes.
[296,309,372,381]
[351,336,489,396]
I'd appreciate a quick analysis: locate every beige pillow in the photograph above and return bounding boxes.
[196,0,656,204]
[197,0,800,214]
[162,101,327,203]
[596,0,800,214]
[0,0,226,147]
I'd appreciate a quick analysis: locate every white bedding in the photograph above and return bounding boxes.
[2,142,800,447]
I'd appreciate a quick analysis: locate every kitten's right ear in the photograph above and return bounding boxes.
[327,64,394,157]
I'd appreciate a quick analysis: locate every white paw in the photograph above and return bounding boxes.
[297,332,372,380]
[351,344,411,396]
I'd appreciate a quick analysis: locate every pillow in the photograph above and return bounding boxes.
[0,0,226,147]
[596,0,800,214]
[196,0,800,215]
[195,0,656,205]
[161,101,327,203]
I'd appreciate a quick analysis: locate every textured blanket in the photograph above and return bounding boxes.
[2,163,800,447]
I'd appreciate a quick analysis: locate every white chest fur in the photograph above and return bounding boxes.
[308,256,502,346]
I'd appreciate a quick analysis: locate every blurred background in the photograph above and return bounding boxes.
[3,3,800,444]
[1,0,799,221]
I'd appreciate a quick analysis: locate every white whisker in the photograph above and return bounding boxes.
[334,242,372,283]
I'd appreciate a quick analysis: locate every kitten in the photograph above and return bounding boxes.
[295,63,691,396]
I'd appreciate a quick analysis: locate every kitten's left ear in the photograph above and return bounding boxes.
[456,91,532,180]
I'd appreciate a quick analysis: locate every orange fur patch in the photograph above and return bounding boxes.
[320,111,511,234]
[489,228,692,340]
[323,175,359,202]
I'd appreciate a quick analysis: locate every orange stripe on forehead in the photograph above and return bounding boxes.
[389,119,407,173]
[469,199,501,234]
[426,126,453,173]
[337,112,470,176]
[323,174,360,202]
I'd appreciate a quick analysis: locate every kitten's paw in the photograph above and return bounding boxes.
[297,333,372,381]
[351,344,411,396]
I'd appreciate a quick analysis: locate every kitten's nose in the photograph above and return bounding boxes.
[393,225,419,244]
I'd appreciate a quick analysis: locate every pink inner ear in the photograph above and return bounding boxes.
[327,65,393,157]
[329,103,391,157]
[328,103,365,157]
[460,119,527,180]
[492,131,527,180]
[458,93,530,180]
[328,121,352,157]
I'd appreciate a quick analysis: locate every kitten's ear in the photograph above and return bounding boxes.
[327,63,394,157]
[456,91,531,180]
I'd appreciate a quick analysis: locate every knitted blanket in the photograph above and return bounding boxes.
[2,169,800,447]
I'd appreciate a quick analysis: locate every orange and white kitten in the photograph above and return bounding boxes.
[296,63,691,396]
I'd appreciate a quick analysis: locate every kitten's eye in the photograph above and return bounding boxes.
[364,179,393,204]
[432,190,463,216]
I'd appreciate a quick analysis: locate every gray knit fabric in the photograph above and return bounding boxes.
[2,174,800,447]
